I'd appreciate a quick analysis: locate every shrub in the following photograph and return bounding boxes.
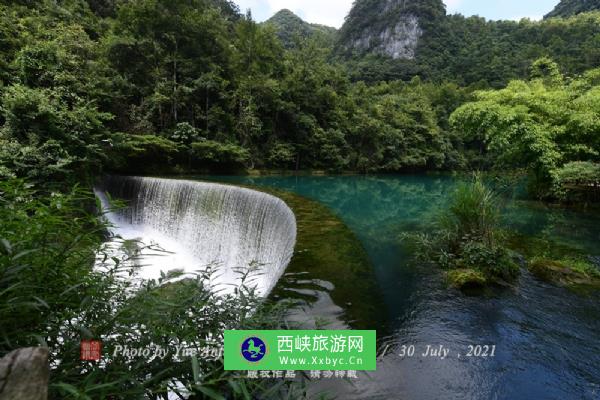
[169,122,202,145]
[108,133,181,173]
[0,84,111,181]
[552,161,600,202]
[402,174,520,288]
[191,140,250,169]
[268,142,297,168]
[459,240,519,281]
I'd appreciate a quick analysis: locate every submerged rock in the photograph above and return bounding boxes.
[528,257,600,288]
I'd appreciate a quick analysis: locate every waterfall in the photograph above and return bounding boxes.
[95,176,297,296]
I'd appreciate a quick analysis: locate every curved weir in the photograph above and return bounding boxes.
[96,176,297,296]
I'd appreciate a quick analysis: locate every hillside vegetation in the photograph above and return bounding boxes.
[265,9,337,48]
[337,0,600,86]
[546,0,600,18]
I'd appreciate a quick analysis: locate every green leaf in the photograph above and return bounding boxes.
[238,380,251,400]
[51,383,92,400]
[1,238,12,255]
[191,356,201,385]
[76,325,94,339]
[196,385,226,400]
[11,249,38,260]
[32,296,49,309]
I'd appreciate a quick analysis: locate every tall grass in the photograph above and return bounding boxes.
[440,173,500,249]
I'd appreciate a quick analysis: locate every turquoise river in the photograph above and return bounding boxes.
[199,174,600,400]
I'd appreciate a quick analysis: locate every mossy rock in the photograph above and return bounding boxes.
[528,257,600,288]
[447,269,487,290]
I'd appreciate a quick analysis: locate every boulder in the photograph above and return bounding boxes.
[0,347,49,400]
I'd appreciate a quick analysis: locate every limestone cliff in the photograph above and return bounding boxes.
[337,0,445,60]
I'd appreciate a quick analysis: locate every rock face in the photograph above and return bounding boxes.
[0,347,49,400]
[545,0,600,18]
[350,14,422,59]
[337,0,445,60]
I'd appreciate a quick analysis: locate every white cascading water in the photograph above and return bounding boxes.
[95,176,297,296]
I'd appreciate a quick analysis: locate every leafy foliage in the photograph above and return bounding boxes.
[345,80,453,172]
[191,140,250,169]
[0,84,111,182]
[108,133,181,173]
[552,161,600,201]
[450,60,600,198]
[3,0,599,178]
[0,0,473,176]
[265,9,337,49]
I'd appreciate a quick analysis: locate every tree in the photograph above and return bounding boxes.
[451,60,600,197]
[0,84,111,181]
[113,0,233,131]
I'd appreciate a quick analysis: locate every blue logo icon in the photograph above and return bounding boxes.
[241,337,266,362]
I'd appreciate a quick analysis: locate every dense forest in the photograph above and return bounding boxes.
[1,0,599,200]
